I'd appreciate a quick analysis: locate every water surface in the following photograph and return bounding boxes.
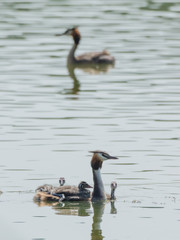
[0,0,180,239]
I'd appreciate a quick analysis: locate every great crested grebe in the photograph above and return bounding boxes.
[56,27,115,65]
[34,181,92,202]
[35,177,65,194]
[89,150,118,202]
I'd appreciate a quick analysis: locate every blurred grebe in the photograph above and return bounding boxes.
[56,27,115,65]
[89,150,118,201]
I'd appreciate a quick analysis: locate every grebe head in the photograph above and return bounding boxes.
[89,150,118,170]
[56,27,81,45]
[59,177,65,186]
[78,181,93,191]
[111,181,117,190]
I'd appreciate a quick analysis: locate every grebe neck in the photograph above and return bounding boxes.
[111,188,115,200]
[67,30,81,64]
[67,42,77,64]
[92,168,106,201]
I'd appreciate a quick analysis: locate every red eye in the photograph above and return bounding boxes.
[102,153,107,158]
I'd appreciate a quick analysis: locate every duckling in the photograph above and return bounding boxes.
[89,150,118,202]
[56,27,115,65]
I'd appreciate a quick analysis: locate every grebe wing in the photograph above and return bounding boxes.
[76,50,109,61]
[52,185,79,195]
[76,50,114,64]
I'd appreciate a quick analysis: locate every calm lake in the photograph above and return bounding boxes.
[0,0,180,239]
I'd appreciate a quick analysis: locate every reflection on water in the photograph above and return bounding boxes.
[66,62,114,95]
[66,64,80,95]
[141,1,175,12]
[0,0,180,239]
[35,200,91,216]
[34,199,116,240]
[91,202,105,240]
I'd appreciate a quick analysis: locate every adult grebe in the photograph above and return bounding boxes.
[34,181,92,202]
[89,150,118,202]
[56,27,115,65]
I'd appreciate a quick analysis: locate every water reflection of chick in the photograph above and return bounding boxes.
[110,201,117,214]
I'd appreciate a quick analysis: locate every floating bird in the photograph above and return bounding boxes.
[35,177,65,194]
[34,151,118,203]
[89,150,118,202]
[52,181,92,201]
[59,177,65,186]
[56,27,115,65]
[34,181,92,202]
[109,181,117,201]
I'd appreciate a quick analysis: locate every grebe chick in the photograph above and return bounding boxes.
[36,177,65,194]
[56,27,115,65]
[89,150,118,202]
[35,184,54,194]
[110,181,117,200]
[59,177,65,186]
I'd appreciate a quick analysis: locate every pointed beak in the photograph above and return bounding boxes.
[86,184,93,189]
[55,32,65,37]
[108,155,118,160]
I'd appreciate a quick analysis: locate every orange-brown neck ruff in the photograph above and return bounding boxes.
[72,28,81,45]
[91,153,103,170]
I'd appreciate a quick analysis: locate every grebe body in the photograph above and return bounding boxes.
[34,181,92,202]
[52,181,92,201]
[56,27,115,66]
